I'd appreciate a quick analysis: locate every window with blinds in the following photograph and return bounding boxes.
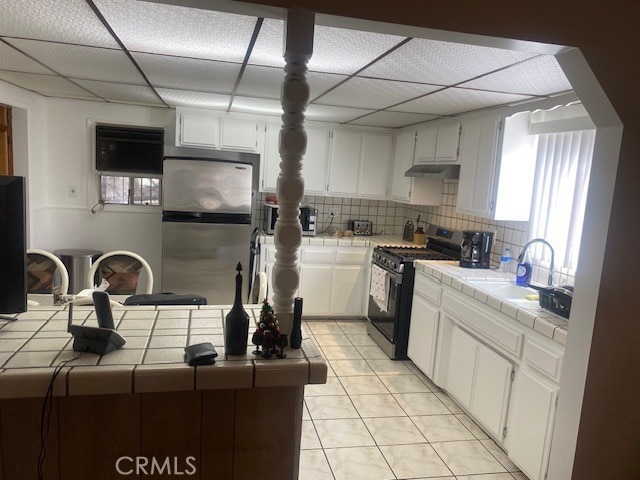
[528,129,596,273]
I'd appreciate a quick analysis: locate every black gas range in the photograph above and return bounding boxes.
[367,225,463,360]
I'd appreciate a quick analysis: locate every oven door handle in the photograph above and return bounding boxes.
[372,263,403,284]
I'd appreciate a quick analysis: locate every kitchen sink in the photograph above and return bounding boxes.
[467,280,539,302]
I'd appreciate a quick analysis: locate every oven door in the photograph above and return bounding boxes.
[367,263,403,355]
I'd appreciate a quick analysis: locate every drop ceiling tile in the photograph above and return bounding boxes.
[7,38,144,84]
[156,88,230,110]
[249,19,405,74]
[390,87,533,115]
[361,37,537,85]
[94,0,257,63]
[0,0,119,48]
[73,79,163,105]
[133,52,240,93]
[0,41,53,74]
[230,96,282,116]
[460,55,572,95]
[238,64,347,100]
[0,71,97,98]
[305,104,374,124]
[347,111,440,128]
[315,77,440,109]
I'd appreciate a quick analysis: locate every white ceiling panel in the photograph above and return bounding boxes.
[156,88,230,110]
[0,71,98,98]
[7,38,144,84]
[305,104,374,124]
[74,79,163,105]
[230,96,282,116]
[460,55,572,96]
[360,37,537,85]
[237,64,347,100]
[133,52,240,93]
[95,0,256,63]
[0,42,53,74]
[347,110,440,128]
[249,19,405,74]
[0,0,119,48]
[391,87,534,115]
[315,77,441,109]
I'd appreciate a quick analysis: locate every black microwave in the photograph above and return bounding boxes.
[266,205,317,236]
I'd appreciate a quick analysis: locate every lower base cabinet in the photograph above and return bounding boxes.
[260,243,369,316]
[506,367,559,480]
[445,323,513,440]
[407,294,439,378]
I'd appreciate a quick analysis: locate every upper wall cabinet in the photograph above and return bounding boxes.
[456,112,537,220]
[390,131,442,205]
[261,123,329,194]
[327,130,392,199]
[414,123,461,164]
[176,108,260,152]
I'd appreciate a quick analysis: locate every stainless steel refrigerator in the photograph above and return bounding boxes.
[162,155,255,304]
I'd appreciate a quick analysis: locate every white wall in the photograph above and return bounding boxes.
[38,98,173,291]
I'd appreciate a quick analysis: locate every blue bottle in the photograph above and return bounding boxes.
[516,251,532,286]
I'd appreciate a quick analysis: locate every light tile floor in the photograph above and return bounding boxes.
[300,319,527,480]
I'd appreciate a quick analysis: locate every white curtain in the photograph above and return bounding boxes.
[529,129,595,272]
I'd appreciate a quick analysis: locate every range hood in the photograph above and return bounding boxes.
[405,164,460,179]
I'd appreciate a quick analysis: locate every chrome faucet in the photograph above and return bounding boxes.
[517,238,555,286]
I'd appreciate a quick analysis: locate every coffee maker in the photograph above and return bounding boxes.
[460,230,494,269]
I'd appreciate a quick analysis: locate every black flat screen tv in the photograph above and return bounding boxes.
[96,124,164,175]
[0,175,27,314]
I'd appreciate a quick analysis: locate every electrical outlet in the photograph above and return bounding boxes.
[329,207,340,217]
[68,185,78,197]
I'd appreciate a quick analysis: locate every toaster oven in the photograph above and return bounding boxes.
[265,205,317,236]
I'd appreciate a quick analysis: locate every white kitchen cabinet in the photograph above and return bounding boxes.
[506,367,558,480]
[332,264,367,315]
[259,241,370,316]
[390,131,443,205]
[220,118,258,151]
[407,293,440,378]
[262,123,329,194]
[358,133,392,197]
[456,111,537,220]
[413,128,437,163]
[327,130,392,198]
[176,108,260,152]
[414,124,460,164]
[434,123,461,162]
[180,112,219,148]
[444,323,513,440]
[299,264,333,315]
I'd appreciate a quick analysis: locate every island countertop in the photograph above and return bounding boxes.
[0,304,327,399]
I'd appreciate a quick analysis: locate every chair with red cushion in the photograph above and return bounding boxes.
[86,250,153,295]
[26,249,69,296]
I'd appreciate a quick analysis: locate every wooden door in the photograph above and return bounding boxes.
[0,105,12,175]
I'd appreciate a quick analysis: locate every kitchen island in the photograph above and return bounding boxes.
[0,304,327,480]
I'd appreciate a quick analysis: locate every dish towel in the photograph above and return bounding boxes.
[370,264,390,312]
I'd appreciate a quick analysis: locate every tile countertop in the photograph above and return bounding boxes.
[415,261,569,346]
[0,304,327,399]
[260,232,418,247]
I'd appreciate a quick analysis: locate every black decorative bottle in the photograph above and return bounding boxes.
[224,262,249,355]
[290,297,303,349]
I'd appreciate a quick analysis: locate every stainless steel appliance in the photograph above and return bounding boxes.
[265,204,317,236]
[162,155,256,304]
[367,225,463,359]
[459,230,494,269]
[348,220,373,236]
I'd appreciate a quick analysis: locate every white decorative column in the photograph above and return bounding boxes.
[273,10,314,335]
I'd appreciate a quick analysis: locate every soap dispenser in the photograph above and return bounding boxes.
[516,250,532,286]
